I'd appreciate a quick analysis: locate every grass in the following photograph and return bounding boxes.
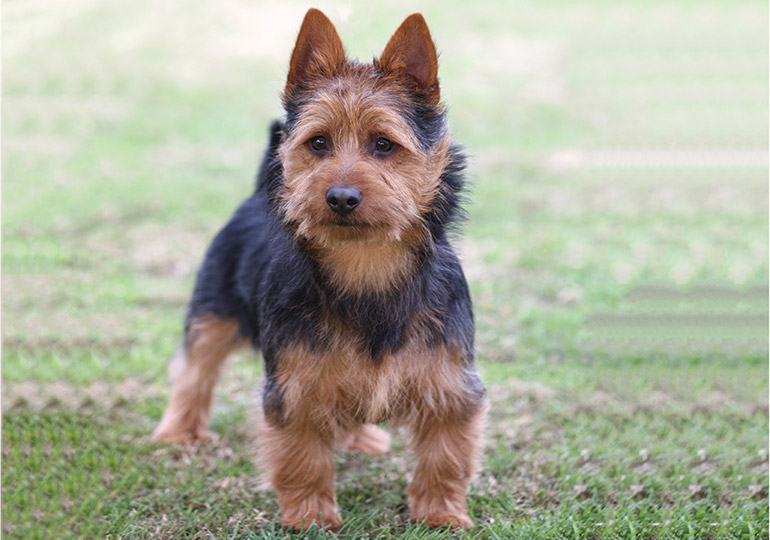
[2,0,768,538]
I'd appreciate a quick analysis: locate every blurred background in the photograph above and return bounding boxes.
[3,1,768,538]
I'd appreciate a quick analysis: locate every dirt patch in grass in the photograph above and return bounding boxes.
[2,376,160,412]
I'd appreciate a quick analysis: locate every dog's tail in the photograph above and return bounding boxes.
[255,120,285,192]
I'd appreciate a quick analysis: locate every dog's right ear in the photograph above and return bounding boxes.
[286,9,346,92]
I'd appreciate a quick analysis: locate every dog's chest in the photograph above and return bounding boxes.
[276,335,459,428]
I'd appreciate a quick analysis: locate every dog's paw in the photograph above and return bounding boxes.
[340,424,391,455]
[151,419,214,444]
[280,495,342,531]
[408,495,473,530]
[410,509,473,530]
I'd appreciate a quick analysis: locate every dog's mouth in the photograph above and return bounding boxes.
[289,210,411,245]
[330,217,365,228]
[326,220,375,237]
[312,220,393,244]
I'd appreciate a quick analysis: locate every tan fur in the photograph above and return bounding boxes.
[152,316,244,443]
[339,424,391,455]
[285,9,346,93]
[259,417,341,531]
[278,10,451,297]
[279,89,451,236]
[278,79,452,293]
[408,401,489,529]
[261,329,487,530]
[271,331,479,431]
[313,225,425,293]
[379,13,440,103]
[258,422,388,531]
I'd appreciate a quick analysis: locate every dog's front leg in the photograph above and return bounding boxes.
[407,397,488,529]
[259,416,341,531]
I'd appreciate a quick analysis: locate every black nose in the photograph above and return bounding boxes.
[325,185,362,217]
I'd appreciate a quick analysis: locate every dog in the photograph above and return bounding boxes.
[152,8,487,531]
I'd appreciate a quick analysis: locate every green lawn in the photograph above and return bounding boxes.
[3,0,768,538]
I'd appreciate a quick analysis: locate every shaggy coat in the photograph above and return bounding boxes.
[153,9,487,531]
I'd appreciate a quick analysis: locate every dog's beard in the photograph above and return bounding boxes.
[296,220,409,247]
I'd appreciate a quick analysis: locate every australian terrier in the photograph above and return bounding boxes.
[152,9,487,531]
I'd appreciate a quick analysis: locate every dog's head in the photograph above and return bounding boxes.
[277,10,462,250]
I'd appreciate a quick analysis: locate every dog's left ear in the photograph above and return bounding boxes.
[379,13,440,103]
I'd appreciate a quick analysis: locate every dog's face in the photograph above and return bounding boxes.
[278,10,452,247]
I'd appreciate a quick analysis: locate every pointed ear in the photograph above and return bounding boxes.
[286,9,346,91]
[379,13,439,103]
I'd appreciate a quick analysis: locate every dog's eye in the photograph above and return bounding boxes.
[374,137,395,155]
[308,135,328,154]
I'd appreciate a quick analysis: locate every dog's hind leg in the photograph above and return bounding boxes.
[152,315,244,443]
[339,424,391,455]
